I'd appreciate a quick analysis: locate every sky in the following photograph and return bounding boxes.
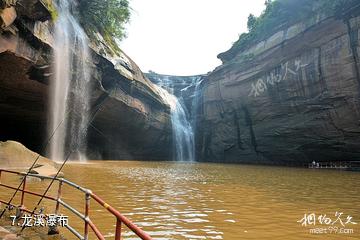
[121,0,266,76]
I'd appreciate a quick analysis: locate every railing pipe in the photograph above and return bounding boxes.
[20,176,26,207]
[88,220,106,240]
[0,183,57,201]
[90,192,153,240]
[58,199,86,220]
[84,192,91,240]
[115,219,122,240]
[0,169,153,240]
[55,179,63,215]
[61,178,88,193]
[65,224,85,240]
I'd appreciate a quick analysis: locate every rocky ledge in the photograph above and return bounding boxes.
[0,140,59,176]
[0,0,172,160]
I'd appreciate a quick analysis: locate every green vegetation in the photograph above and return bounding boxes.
[219,0,359,62]
[41,0,58,20]
[79,0,131,53]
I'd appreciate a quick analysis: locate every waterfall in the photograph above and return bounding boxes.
[154,83,195,162]
[191,77,203,128]
[49,0,91,162]
[171,98,195,162]
[190,77,203,158]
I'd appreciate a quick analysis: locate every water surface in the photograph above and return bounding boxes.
[1,161,359,239]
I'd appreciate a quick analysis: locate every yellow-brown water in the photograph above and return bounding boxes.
[0,161,359,239]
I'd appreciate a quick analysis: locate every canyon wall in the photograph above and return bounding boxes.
[0,0,172,160]
[146,72,204,116]
[197,7,360,165]
[3,1,360,165]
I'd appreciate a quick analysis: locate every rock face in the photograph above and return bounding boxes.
[0,0,172,160]
[197,7,360,165]
[3,1,360,165]
[0,140,58,176]
[146,72,204,116]
[146,72,203,96]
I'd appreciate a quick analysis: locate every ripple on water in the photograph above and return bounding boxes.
[5,161,358,240]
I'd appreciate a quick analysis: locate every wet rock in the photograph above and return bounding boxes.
[0,226,11,236]
[0,1,172,160]
[16,0,51,21]
[146,72,205,119]
[47,225,59,235]
[3,233,20,240]
[146,72,203,97]
[0,6,16,28]
[0,140,59,176]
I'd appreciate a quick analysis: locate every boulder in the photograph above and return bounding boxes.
[0,140,58,176]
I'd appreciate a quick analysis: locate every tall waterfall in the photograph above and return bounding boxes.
[191,77,203,128]
[190,77,203,155]
[154,83,195,162]
[49,0,91,162]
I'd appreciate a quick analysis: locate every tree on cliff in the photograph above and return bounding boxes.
[78,0,131,52]
[219,0,360,62]
[247,14,257,31]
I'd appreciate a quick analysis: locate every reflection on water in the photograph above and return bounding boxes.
[1,161,359,239]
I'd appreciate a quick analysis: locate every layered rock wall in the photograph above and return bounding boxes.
[198,8,360,165]
[146,72,204,116]
[0,0,172,160]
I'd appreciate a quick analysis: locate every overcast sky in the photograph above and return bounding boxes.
[121,0,266,76]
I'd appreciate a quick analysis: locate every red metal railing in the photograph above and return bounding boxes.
[0,169,153,240]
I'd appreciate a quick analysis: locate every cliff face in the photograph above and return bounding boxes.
[146,73,203,96]
[0,0,172,160]
[146,72,204,116]
[3,1,360,165]
[198,7,360,165]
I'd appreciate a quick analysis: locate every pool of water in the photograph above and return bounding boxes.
[1,161,359,239]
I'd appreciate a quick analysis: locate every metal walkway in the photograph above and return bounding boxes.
[0,169,153,240]
[308,161,360,171]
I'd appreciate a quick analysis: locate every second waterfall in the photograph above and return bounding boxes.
[154,79,195,162]
[49,0,91,162]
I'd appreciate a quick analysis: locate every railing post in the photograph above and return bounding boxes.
[55,179,63,215]
[20,175,26,207]
[115,219,122,240]
[84,191,91,240]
